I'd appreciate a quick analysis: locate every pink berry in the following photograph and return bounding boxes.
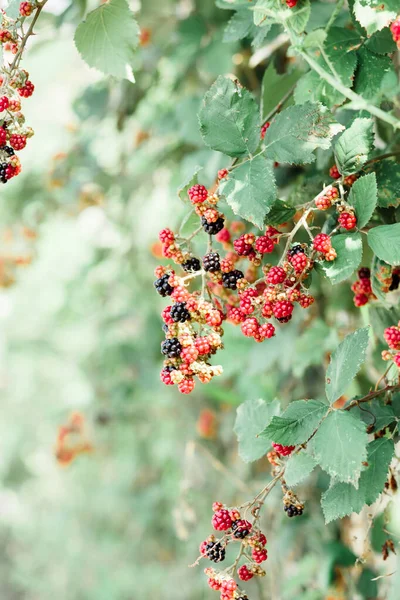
[255,235,274,254]
[267,266,286,285]
[212,508,232,531]
[384,326,400,350]
[272,442,295,456]
[188,184,208,204]
[338,212,357,230]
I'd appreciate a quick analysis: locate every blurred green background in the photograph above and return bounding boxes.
[0,1,399,598]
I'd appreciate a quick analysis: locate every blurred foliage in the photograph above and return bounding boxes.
[0,0,398,599]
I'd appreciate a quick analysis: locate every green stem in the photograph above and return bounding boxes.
[325,0,345,32]
[297,49,400,130]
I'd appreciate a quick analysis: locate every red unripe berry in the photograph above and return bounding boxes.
[255,235,274,254]
[180,345,199,363]
[0,127,6,145]
[0,96,9,112]
[265,226,280,242]
[159,228,175,244]
[216,227,231,243]
[286,0,298,7]
[18,80,34,97]
[384,326,400,350]
[267,266,286,285]
[212,508,233,531]
[338,212,357,230]
[227,306,246,324]
[252,547,268,563]
[394,353,400,368]
[262,299,274,318]
[208,578,221,591]
[261,121,270,139]
[194,336,211,355]
[238,565,253,581]
[329,164,341,179]
[254,531,267,546]
[9,134,27,150]
[188,184,208,204]
[234,234,254,256]
[212,501,224,512]
[19,2,33,16]
[290,252,308,273]
[241,317,259,338]
[313,233,332,254]
[298,294,314,308]
[178,378,195,394]
[160,368,175,385]
[354,293,369,308]
[391,17,400,44]
[272,442,295,456]
[343,174,358,187]
[218,168,229,180]
[259,322,275,339]
[0,30,12,43]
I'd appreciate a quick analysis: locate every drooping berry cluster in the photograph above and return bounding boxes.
[198,502,269,600]
[314,167,359,229]
[0,4,42,183]
[391,16,400,48]
[283,489,304,517]
[155,172,345,392]
[351,267,376,307]
[382,323,400,369]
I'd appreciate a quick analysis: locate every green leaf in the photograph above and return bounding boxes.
[74,0,140,81]
[177,166,203,203]
[234,398,280,463]
[374,159,400,209]
[368,224,400,266]
[353,0,397,35]
[347,173,377,229]
[370,256,393,302]
[354,48,394,101]
[317,233,363,285]
[264,200,296,225]
[199,76,260,158]
[321,437,394,522]
[219,155,276,229]
[321,480,366,523]
[325,327,370,405]
[260,400,328,445]
[311,410,368,483]
[285,0,312,35]
[264,102,343,165]
[358,398,396,432]
[223,10,256,42]
[361,438,394,505]
[261,63,302,121]
[365,28,397,54]
[334,118,375,175]
[285,452,318,487]
[294,320,337,378]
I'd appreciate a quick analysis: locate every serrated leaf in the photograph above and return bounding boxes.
[374,159,400,208]
[321,480,365,523]
[361,438,394,505]
[261,63,302,121]
[321,437,394,522]
[223,10,256,42]
[177,166,203,203]
[325,327,370,404]
[284,452,318,487]
[353,0,397,35]
[365,28,397,54]
[219,155,276,229]
[264,200,296,225]
[317,233,363,285]
[311,410,368,483]
[371,256,393,302]
[74,0,139,81]
[260,400,328,445]
[354,48,394,100]
[264,102,343,165]
[234,398,280,463]
[368,224,400,266]
[199,76,260,158]
[347,173,377,228]
[334,118,374,175]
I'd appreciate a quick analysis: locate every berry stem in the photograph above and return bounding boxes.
[9,0,49,73]
[345,381,400,411]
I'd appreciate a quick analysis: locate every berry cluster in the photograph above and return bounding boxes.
[198,503,269,600]
[283,489,304,518]
[351,267,376,307]
[382,323,400,369]
[391,16,400,48]
[314,167,359,230]
[154,171,344,392]
[0,3,41,183]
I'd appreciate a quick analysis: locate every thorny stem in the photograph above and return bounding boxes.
[9,1,49,73]
[345,382,400,411]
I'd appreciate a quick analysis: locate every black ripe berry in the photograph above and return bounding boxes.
[0,162,8,184]
[288,244,305,258]
[3,146,14,156]
[201,216,224,235]
[154,273,173,297]
[284,504,303,517]
[222,269,244,290]
[161,337,182,358]
[182,257,201,273]
[203,252,220,272]
[232,519,251,539]
[170,302,191,323]
[276,315,292,324]
[205,541,226,563]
